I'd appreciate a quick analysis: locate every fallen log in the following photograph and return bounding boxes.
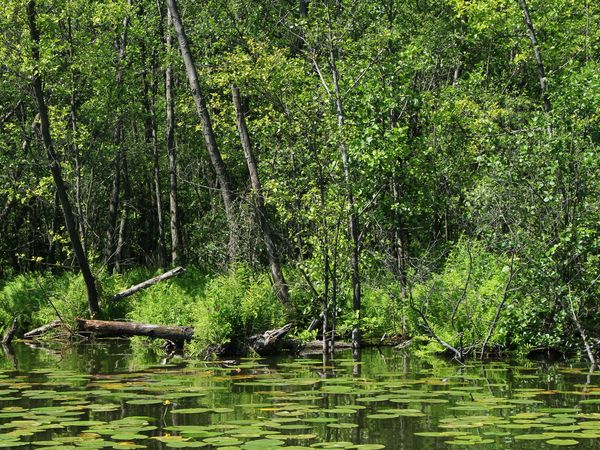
[77,318,292,356]
[23,320,62,339]
[76,319,194,349]
[111,266,186,301]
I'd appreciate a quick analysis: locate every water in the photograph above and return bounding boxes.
[0,341,599,449]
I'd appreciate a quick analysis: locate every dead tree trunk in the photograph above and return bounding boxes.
[166,0,237,261]
[77,319,194,348]
[23,320,62,339]
[247,323,292,355]
[231,85,289,307]
[111,266,185,301]
[27,0,100,318]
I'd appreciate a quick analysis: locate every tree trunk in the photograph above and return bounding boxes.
[26,0,100,318]
[111,266,185,301]
[231,85,289,307]
[327,14,361,351]
[165,8,182,266]
[247,323,292,356]
[115,153,131,273]
[300,0,309,16]
[141,35,166,268]
[106,147,121,275]
[77,319,194,347]
[166,0,237,262]
[24,320,62,339]
[2,319,18,345]
[0,198,13,223]
[67,17,86,253]
[517,0,551,114]
[106,2,131,275]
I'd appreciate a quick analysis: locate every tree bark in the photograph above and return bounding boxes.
[166,0,237,261]
[111,266,185,301]
[0,198,13,223]
[300,0,309,16]
[231,85,289,307]
[27,0,100,318]
[165,8,182,266]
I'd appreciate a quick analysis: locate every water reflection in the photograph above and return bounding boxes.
[0,341,598,449]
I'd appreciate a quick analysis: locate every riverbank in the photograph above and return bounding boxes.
[0,261,596,362]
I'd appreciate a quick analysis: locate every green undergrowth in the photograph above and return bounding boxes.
[0,242,590,359]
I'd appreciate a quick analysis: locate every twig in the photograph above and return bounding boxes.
[409,286,464,362]
[481,251,517,359]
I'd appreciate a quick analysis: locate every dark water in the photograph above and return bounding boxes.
[0,341,599,449]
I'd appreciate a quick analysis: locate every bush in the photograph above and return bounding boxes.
[406,238,511,354]
[191,264,286,354]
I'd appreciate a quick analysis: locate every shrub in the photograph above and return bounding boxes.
[406,238,511,354]
[191,264,286,354]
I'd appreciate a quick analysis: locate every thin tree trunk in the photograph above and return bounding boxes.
[231,85,289,306]
[67,17,86,253]
[326,9,361,351]
[106,5,131,274]
[141,36,166,268]
[300,0,309,16]
[166,0,237,262]
[115,154,131,273]
[165,8,182,266]
[111,266,185,301]
[0,198,13,223]
[27,0,100,318]
[106,147,121,274]
[517,0,551,115]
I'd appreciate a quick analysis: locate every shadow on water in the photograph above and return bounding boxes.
[0,340,598,449]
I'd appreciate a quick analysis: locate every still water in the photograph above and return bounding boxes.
[0,341,599,449]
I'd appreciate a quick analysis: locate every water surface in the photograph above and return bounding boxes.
[0,341,598,449]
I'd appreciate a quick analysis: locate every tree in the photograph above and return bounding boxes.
[232,84,289,307]
[26,0,100,317]
[166,0,237,262]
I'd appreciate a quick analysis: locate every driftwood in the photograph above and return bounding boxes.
[76,318,292,356]
[2,319,18,345]
[248,323,292,355]
[111,266,185,301]
[76,319,194,349]
[23,320,62,339]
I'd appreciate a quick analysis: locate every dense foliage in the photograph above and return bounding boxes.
[0,0,598,358]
